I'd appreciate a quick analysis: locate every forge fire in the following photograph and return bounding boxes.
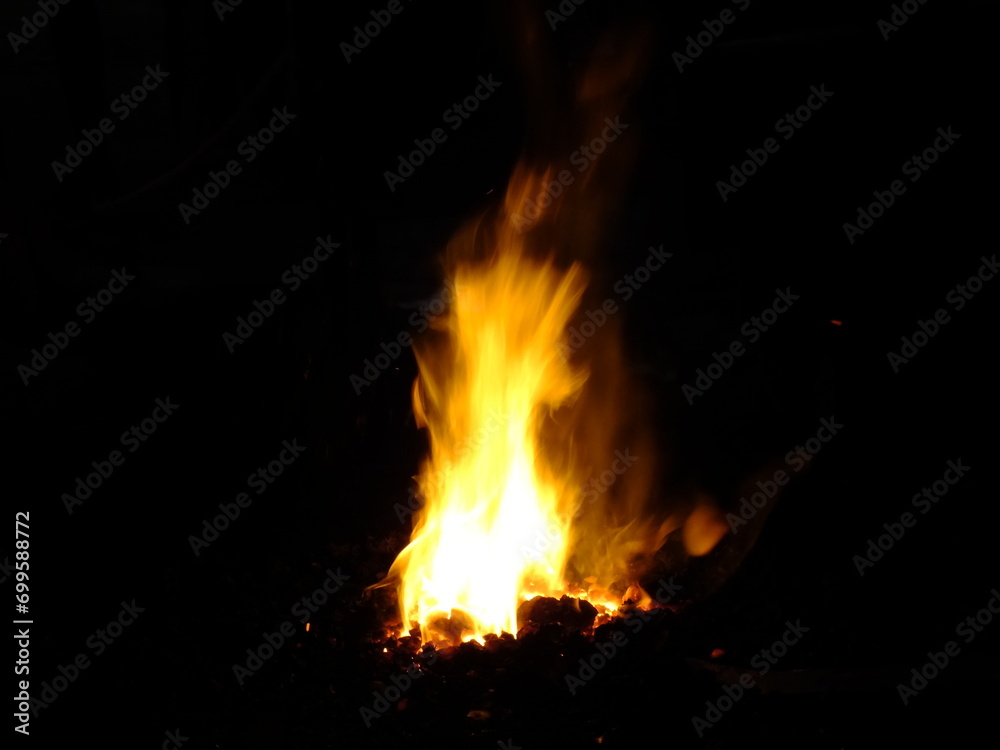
[372,164,727,646]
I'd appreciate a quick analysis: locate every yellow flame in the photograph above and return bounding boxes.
[378,25,731,642]
[378,155,732,643]
[388,208,590,642]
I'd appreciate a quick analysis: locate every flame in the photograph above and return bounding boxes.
[377,24,729,645]
[387,200,591,642]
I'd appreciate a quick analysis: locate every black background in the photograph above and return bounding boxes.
[2,0,997,747]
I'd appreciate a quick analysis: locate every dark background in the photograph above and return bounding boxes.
[1,0,997,747]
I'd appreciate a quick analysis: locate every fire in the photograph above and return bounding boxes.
[387,196,592,642]
[379,163,726,644]
[377,26,730,645]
